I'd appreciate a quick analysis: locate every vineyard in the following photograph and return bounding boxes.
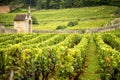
[0,6,118,30]
[0,33,120,80]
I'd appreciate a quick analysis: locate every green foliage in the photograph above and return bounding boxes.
[102,34,120,52]
[0,33,88,79]
[81,29,86,33]
[67,21,78,27]
[0,49,5,77]
[32,16,39,24]
[0,6,117,29]
[36,0,46,9]
[56,25,67,30]
[114,7,120,16]
[0,0,12,5]
[0,32,120,79]
[9,0,24,11]
[94,34,120,80]
[35,0,120,9]
[1,0,120,9]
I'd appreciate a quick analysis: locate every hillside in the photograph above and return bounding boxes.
[1,5,120,80]
[0,6,119,30]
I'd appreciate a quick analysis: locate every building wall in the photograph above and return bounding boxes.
[14,21,26,33]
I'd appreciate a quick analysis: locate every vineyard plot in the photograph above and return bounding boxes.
[94,34,120,80]
[0,33,120,80]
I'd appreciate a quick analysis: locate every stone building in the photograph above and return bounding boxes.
[14,7,32,33]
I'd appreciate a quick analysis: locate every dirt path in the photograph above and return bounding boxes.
[81,38,100,80]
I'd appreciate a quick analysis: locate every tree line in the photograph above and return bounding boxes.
[0,0,120,9]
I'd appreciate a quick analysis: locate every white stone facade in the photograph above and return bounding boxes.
[14,7,32,33]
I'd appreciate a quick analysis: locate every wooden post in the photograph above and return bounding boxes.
[9,69,14,80]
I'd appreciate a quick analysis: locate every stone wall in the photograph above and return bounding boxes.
[110,18,120,26]
[33,30,82,34]
[33,24,120,34]
[1,24,120,34]
[1,18,120,34]
[86,24,120,33]
[0,25,5,33]
[5,28,17,33]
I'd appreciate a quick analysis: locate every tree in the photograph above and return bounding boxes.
[37,0,42,9]
[0,0,12,5]
[65,0,74,8]
[37,0,46,9]
[59,0,66,8]
[46,0,51,9]
[49,0,61,9]
[24,0,37,7]
[9,0,24,11]
[2,0,120,10]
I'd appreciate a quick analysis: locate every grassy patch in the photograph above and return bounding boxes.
[66,18,113,30]
[32,6,117,20]
[32,21,68,30]
[81,38,100,80]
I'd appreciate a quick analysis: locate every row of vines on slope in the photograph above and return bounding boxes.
[94,34,120,80]
[102,33,120,51]
[0,34,90,80]
[0,33,120,80]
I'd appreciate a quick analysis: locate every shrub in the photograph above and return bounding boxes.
[114,8,120,16]
[81,29,86,33]
[32,16,39,24]
[56,25,67,30]
[77,19,80,21]
[67,21,78,27]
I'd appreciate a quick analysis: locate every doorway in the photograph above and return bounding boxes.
[28,20,31,32]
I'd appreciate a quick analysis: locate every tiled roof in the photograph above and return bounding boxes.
[14,14,26,21]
